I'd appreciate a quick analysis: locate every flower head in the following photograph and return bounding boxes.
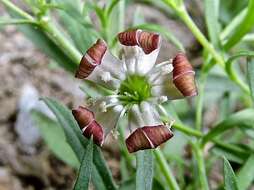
[72,29,197,153]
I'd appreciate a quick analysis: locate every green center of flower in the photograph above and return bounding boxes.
[119,74,152,104]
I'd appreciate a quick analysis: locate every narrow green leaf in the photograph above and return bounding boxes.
[223,0,254,50]
[237,154,254,189]
[132,24,185,52]
[119,179,135,190]
[202,109,254,145]
[212,140,250,164]
[31,111,79,169]
[136,150,154,190]
[41,97,117,190]
[107,0,121,16]
[223,157,239,190]
[247,57,254,101]
[74,138,93,190]
[41,97,86,161]
[204,0,221,48]
[220,8,247,41]
[0,17,35,25]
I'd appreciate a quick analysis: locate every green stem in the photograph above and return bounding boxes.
[195,72,208,130]
[1,0,82,65]
[154,149,180,190]
[177,7,225,68]
[0,0,34,20]
[191,142,209,190]
[118,126,134,169]
[173,122,203,138]
[0,19,37,25]
[39,19,82,64]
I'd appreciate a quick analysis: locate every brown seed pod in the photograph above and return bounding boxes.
[75,39,107,79]
[172,53,198,97]
[72,106,104,146]
[125,125,173,153]
[117,29,160,54]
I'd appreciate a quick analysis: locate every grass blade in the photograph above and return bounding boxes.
[223,157,239,190]
[74,138,93,190]
[136,150,154,190]
[202,109,254,145]
[247,57,254,101]
[204,0,221,48]
[237,154,254,189]
[223,0,254,50]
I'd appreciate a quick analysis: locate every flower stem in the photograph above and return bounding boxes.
[0,0,34,20]
[173,122,203,138]
[1,0,82,65]
[191,141,209,190]
[39,18,82,65]
[154,149,180,190]
[177,7,225,68]
[195,73,207,130]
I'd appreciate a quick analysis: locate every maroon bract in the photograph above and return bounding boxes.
[172,53,197,97]
[125,125,174,153]
[118,29,160,54]
[72,106,104,146]
[75,39,107,79]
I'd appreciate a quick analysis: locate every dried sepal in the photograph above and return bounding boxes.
[118,29,160,54]
[172,53,198,97]
[125,125,173,153]
[72,106,104,146]
[75,39,107,79]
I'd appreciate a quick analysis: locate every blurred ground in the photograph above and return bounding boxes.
[0,1,202,189]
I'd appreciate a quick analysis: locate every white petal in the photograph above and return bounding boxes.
[122,46,160,75]
[87,50,125,90]
[139,101,161,126]
[128,102,162,130]
[89,99,123,135]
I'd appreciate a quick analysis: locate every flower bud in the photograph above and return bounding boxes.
[72,106,104,146]
[118,29,160,54]
[75,39,107,79]
[125,125,173,153]
[172,53,198,97]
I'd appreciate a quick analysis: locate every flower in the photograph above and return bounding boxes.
[72,29,197,153]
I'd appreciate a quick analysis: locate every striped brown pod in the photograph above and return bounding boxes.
[125,125,173,153]
[138,31,161,54]
[118,29,141,46]
[172,53,198,97]
[75,39,107,79]
[72,106,104,146]
[118,29,160,54]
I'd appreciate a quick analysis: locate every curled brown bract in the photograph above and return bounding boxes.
[172,53,198,97]
[118,29,160,54]
[75,39,107,79]
[72,106,104,146]
[125,125,173,153]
